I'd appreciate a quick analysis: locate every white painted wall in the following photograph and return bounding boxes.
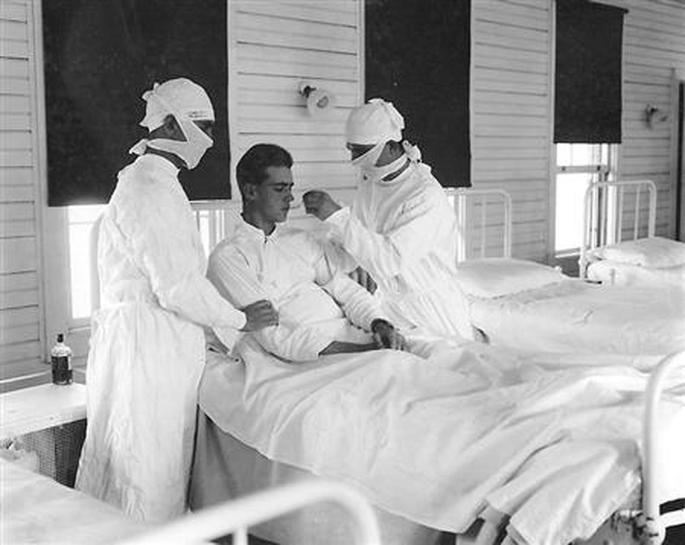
[0,0,45,382]
[470,0,685,260]
[1,0,684,380]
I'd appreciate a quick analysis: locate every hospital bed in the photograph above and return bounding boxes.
[1,453,379,545]
[447,187,685,355]
[579,179,685,288]
[192,341,685,545]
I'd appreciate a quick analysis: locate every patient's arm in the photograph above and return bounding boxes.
[208,243,337,362]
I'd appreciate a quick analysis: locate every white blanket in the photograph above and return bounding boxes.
[587,259,685,289]
[199,338,685,545]
[467,280,685,354]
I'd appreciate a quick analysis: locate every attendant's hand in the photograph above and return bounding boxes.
[371,319,406,351]
[240,300,278,331]
[349,266,377,294]
[303,190,342,221]
[319,341,378,356]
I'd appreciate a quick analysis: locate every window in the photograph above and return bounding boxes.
[554,143,616,256]
[66,203,234,324]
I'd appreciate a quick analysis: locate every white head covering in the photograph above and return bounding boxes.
[140,78,214,130]
[130,78,214,170]
[345,98,404,145]
[345,98,421,183]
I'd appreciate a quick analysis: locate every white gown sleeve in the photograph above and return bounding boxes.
[326,189,447,280]
[207,244,333,362]
[115,187,247,339]
[312,240,387,330]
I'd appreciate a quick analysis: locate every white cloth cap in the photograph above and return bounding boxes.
[140,78,214,130]
[345,98,404,145]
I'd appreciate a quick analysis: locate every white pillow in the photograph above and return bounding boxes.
[455,258,567,298]
[593,236,685,268]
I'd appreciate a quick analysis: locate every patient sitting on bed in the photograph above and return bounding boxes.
[207,143,405,362]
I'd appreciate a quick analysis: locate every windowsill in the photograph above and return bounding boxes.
[0,382,86,441]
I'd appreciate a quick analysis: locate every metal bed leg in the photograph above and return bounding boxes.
[641,350,685,545]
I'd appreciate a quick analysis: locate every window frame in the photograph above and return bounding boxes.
[552,143,619,259]
[36,2,240,370]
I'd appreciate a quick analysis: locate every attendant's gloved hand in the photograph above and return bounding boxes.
[303,190,342,221]
[240,300,279,331]
[371,319,407,351]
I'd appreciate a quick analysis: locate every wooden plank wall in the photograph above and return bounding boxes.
[471,0,553,260]
[2,0,683,380]
[0,0,44,381]
[231,0,362,224]
[619,0,685,237]
[471,0,685,260]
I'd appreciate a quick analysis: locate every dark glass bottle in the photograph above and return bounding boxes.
[51,334,73,385]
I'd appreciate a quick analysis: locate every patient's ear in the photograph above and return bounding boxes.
[242,182,259,202]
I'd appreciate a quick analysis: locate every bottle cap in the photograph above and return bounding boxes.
[57,333,64,343]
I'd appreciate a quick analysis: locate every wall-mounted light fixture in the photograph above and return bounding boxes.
[299,81,336,118]
[645,104,668,128]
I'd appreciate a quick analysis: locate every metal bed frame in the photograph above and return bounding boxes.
[118,479,381,545]
[445,187,512,261]
[579,179,657,280]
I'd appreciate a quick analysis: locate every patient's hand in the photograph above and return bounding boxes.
[319,341,378,356]
[371,319,407,351]
[240,300,279,331]
[303,190,342,221]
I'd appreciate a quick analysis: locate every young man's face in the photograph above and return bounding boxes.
[254,166,294,224]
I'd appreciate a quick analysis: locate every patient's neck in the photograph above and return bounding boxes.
[241,207,276,237]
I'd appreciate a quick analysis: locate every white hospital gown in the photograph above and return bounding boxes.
[75,154,246,522]
[326,162,473,339]
[207,220,386,362]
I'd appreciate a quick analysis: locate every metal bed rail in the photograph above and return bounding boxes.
[579,179,657,279]
[445,187,512,262]
[118,479,382,545]
[639,350,685,544]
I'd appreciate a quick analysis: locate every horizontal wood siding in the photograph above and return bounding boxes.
[619,0,685,237]
[232,0,362,219]
[471,0,552,261]
[471,0,685,260]
[0,0,44,380]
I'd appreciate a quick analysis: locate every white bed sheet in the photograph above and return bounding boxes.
[199,338,685,545]
[467,279,685,355]
[189,411,443,545]
[587,259,685,288]
[1,457,147,544]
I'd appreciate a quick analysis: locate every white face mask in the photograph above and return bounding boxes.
[146,116,213,170]
[351,141,407,183]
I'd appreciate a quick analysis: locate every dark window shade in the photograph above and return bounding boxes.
[554,0,627,144]
[43,0,229,206]
[365,0,470,187]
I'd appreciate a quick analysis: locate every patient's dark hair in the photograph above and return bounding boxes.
[236,144,293,196]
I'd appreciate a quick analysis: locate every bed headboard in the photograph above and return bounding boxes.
[445,188,512,262]
[579,179,657,278]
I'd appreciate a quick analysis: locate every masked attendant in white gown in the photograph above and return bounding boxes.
[207,143,407,362]
[303,99,473,340]
[75,79,278,522]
